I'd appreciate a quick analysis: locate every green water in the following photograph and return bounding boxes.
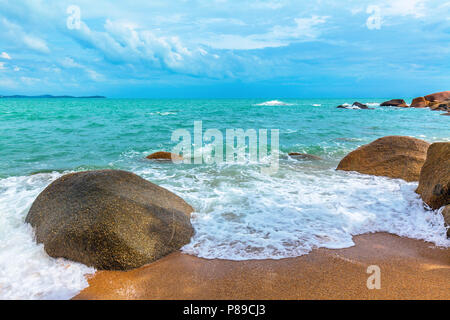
[0,98,448,177]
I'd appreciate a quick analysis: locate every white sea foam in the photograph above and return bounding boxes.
[254,100,293,106]
[0,173,95,300]
[1,161,449,298]
[148,111,177,116]
[312,104,321,106]
[135,163,449,260]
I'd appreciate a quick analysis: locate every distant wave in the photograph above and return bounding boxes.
[254,100,293,106]
[148,111,177,116]
[339,103,361,109]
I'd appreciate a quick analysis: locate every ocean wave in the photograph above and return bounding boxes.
[254,100,293,106]
[133,163,449,261]
[0,173,95,299]
[147,111,178,116]
[1,161,449,299]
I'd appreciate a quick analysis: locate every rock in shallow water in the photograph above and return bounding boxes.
[336,102,373,109]
[288,153,323,160]
[424,91,450,102]
[410,97,429,108]
[337,136,430,182]
[380,99,408,107]
[416,142,450,210]
[146,151,183,162]
[26,170,194,270]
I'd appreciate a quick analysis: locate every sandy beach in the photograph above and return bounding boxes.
[74,232,450,300]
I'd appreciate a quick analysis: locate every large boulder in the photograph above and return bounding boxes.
[337,136,430,182]
[416,143,450,210]
[380,99,407,107]
[26,170,194,270]
[410,97,429,108]
[424,91,450,103]
[429,101,450,111]
[410,91,450,109]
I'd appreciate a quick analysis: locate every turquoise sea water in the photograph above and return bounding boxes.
[0,98,449,299]
[1,98,449,176]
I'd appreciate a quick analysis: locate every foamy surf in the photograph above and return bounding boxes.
[0,173,95,300]
[133,162,449,261]
[0,162,449,299]
[254,100,293,106]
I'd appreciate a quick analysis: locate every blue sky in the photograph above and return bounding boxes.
[0,0,449,98]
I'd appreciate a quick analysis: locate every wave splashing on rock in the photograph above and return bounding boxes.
[254,100,294,106]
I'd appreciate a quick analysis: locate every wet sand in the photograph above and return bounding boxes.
[74,233,450,300]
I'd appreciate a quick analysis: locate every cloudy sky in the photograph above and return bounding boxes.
[0,0,449,98]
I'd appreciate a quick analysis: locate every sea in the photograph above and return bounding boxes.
[0,98,449,299]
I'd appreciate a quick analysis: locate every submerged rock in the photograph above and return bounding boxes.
[337,136,430,182]
[416,142,450,210]
[380,99,408,107]
[352,102,369,109]
[26,170,194,270]
[146,151,183,162]
[288,153,323,160]
[336,102,373,109]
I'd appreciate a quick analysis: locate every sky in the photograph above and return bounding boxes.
[0,0,449,98]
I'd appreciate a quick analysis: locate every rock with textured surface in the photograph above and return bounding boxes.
[352,102,369,109]
[424,91,450,103]
[410,97,429,108]
[380,99,407,107]
[337,136,430,182]
[429,101,450,111]
[146,151,183,162]
[26,170,194,270]
[416,142,450,210]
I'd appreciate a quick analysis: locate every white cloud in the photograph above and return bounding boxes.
[383,0,427,18]
[1,52,11,59]
[23,35,50,53]
[0,18,50,53]
[202,16,328,50]
[204,34,284,50]
[268,16,329,40]
[60,57,104,81]
[67,19,224,77]
[20,76,40,85]
[0,62,5,70]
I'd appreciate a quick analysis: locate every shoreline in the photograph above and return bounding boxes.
[74,232,450,300]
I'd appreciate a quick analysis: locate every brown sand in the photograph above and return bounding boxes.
[74,233,450,300]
